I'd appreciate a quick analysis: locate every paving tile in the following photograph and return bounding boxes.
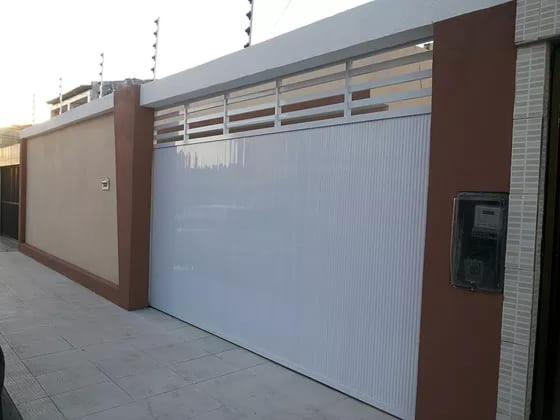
[245,363,296,388]
[52,380,132,419]
[61,326,123,348]
[270,374,347,410]
[143,340,210,365]
[133,308,187,331]
[94,351,163,380]
[4,371,47,404]
[5,326,62,347]
[5,359,29,378]
[79,402,155,420]
[168,324,210,342]
[316,397,395,420]
[173,354,240,384]
[36,362,109,396]
[189,405,245,420]
[115,366,188,399]
[127,331,192,352]
[11,336,72,359]
[2,344,20,364]
[80,340,142,362]
[195,369,265,405]
[0,316,51,334]
[142,384,221,420]
[208,366,330,420]
[57,291,111,309]
[226,392,319,420]
[17,397,65,420]
[215,348,267,370]
[197,336,238,354]
[23,349,89,376]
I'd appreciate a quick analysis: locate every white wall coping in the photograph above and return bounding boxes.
[21,94,114,139]
[141,0,511,109]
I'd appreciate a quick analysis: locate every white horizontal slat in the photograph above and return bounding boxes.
[281,103,344,121]
[350,51,432,78]
[188,98,224,113]
[155,114,184,126]
[155,104,184,117]
[154,120,184,130]
[280,88,346,107]
[187,112,224,124]
[229,88,276,104]
[185,132,228,144]
[227,115,275,129]
[281,70,346,93]
[349,105,432,125]
[350,88,432,110]
[228,103,275,118]
[187,123,224,135]
[155,130,185,142]
[350,69,432,93]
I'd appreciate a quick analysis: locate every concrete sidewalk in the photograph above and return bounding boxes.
[0,251,393,420]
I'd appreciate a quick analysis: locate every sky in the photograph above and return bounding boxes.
[0,0,371,126]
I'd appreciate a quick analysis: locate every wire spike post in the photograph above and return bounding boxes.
[244,0,254,48]
[99,52,105,98]
[151,17,160,80]
[58,77,63,115]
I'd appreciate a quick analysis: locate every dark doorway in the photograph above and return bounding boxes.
[532,45,560,420]
[0,165,19,240]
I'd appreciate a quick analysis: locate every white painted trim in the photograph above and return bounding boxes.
[140,0,510,109]
[21,94,114,139]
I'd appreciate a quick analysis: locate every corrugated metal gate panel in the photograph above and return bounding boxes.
[150,114,431,419]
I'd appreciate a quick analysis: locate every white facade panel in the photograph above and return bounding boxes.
[150,114,431,419]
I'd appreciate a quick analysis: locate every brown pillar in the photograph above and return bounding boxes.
[415,3,516,420]
[114,85,154,310]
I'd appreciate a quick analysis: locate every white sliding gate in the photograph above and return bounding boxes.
[150,43,432,419]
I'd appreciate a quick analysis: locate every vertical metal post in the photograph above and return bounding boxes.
[58,77,63,115]
[99,52,105,98]
[223,94,229,135]
[344,60,351,120]
[248,1,254,46]
[183,104,188,143]
[152,18,160,80]
[244,0,254,48]
[275,80,281,128]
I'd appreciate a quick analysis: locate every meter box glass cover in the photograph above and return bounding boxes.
[451,192,508,293]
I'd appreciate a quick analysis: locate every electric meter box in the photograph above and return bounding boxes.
[450,192,509,293]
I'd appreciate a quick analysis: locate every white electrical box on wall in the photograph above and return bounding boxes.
[101,177,110,191]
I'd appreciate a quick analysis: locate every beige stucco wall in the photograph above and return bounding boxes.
[26,113,119,284]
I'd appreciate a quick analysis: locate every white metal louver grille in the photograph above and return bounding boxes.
[153,42,432,146]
